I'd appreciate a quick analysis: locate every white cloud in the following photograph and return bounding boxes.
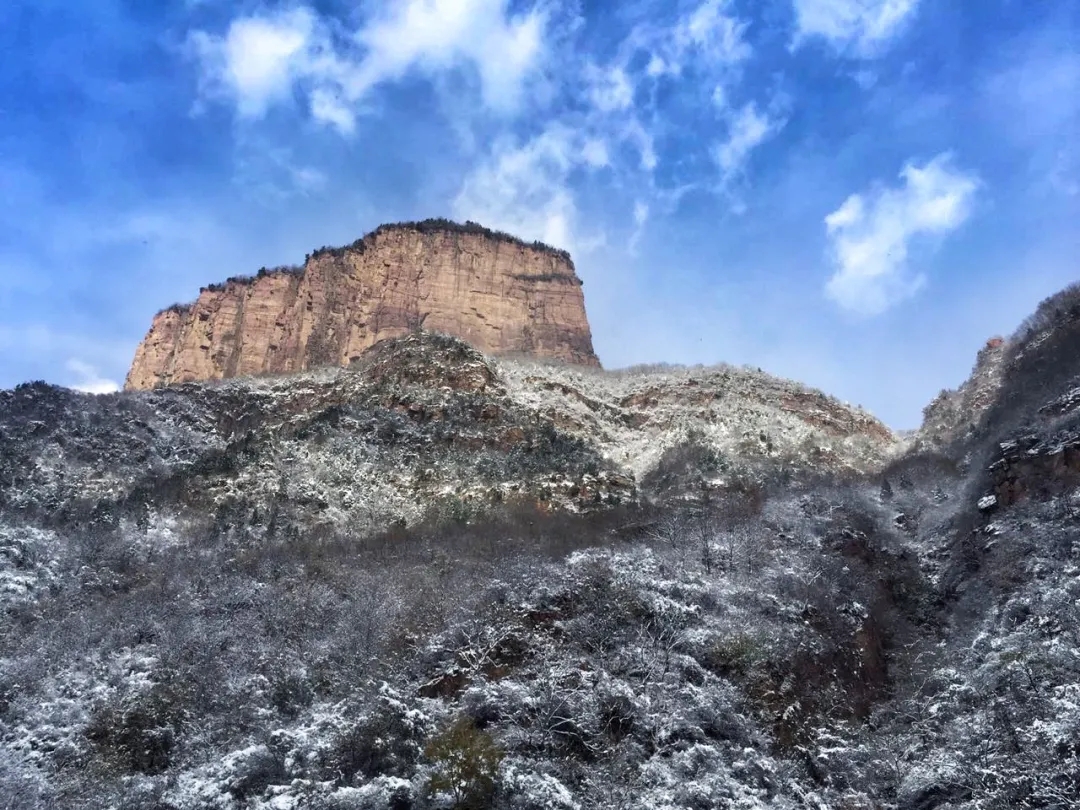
[188,0,766,254]
[438,0,755,254]
[824,153,979,314]
[793,0,920,56]
[453,126,605,252]
[446,1,756,254]
[66,359,120,395]
[309,87,357,135]
[644,0,751,77]
[581,138,610,168]
[579,0,756,210]
[713,102,785,184]
[349,0,546,112]
[672,0,751,68]
[190,0,549,129]
[586,64,635,112]
[189,8,320,118]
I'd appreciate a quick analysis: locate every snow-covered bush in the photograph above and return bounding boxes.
[320,686,436,785]
[85,681,190,775]
[496,759,579,810]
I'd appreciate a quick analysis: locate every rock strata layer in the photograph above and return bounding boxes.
[124,220,599,390]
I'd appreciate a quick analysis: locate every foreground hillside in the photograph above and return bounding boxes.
[2,286,1080,809]
[0,332,896,541]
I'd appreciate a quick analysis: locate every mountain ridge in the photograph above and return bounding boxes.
[3,330,900,542]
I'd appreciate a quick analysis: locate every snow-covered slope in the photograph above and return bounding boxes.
[0,332,899,543]
[3,287,1080,810]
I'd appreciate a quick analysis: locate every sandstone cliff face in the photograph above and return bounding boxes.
[125,221,598,390]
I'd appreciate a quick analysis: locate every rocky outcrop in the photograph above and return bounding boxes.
[916,336,1009,449]
[941,288,1080,512]
[919,285,1080,457]
[989,431,1080,508]
[125,220,598,390]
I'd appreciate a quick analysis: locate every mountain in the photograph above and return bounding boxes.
[1,331,897,543]
[2,262,1079,809]
[124,220,599,391]
[914,282,1080,511]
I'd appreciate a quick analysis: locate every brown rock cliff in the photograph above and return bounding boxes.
[125,220,599,390]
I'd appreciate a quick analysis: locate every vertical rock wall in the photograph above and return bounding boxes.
[124,222,599,390]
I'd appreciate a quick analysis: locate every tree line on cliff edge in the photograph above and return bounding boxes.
[155,219,575,318]
[307,219,574,264]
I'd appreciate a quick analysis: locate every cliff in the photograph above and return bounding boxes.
[917,283,1080,455]
[124,220,599,390]
[916,336,1009,449]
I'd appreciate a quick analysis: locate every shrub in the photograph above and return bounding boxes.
[323,698,430,784]
[699,633,765,678]
[225,745,288,800]
[269,671,315,718]
[425,717,504,809]
[85,683,190,775]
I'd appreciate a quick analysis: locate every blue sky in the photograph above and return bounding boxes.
[1,0,1077,427]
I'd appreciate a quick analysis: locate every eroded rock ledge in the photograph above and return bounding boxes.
[124,219,599,390]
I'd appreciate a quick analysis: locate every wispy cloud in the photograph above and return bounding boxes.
[189,0,549,134]
[447,0,769,253]
[792,0,920,56]
[233,142,329,204]
[824,154,979,315]
[452,125,596,252]
[713,102,786,186]
[189,8,321,119]
[611,0,751,111]
[585,64,636,113]
[651,0,751,75]
[185,0,778,251]
[628,200,650,253]
[982,39,1080,197]
[983,44,1079,141]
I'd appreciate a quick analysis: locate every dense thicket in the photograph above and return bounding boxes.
[4,296,1080,809]
[4,443,1077,809]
